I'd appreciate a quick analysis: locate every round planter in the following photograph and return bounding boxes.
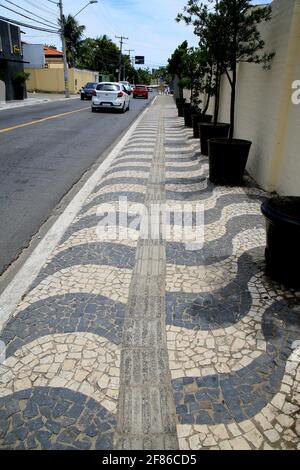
[208,138,252,185]
[177,102,185,117]
[261,197,300,288]
[14,83,25,100]
[199,122,230,156]
[176,98,186,109]
[192,114,212,139]
[183,104,196,127]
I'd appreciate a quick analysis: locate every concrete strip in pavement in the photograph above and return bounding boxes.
[115,103,179,450]
[0,97,157,332]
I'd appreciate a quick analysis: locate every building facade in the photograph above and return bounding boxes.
[25,67,100,94]
[22,44,64,69]
[0,19,27,101]
[24,43,101,94]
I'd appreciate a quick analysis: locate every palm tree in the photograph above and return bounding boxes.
[60,14,85,67]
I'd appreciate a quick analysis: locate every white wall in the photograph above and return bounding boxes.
[185,0,300,196]
[217,0,300,195]
[0,80,5,102]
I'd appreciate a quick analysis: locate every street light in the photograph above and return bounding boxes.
[73,1,98,19]
[59,0,98,98]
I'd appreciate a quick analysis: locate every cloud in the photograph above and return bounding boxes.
[15,0,270,68]
[83,0,199,67]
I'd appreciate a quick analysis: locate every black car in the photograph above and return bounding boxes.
[80,82,98,100]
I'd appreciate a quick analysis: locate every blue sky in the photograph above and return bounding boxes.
[1,0,271,69]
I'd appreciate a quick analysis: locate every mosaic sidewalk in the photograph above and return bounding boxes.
[0,96,300,450]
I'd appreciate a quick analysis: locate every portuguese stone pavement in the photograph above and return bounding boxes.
[0,96,300,450]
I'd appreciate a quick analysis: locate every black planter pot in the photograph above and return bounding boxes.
[13,83,25,100]
[177,102,185,117]
[192,114,212,139]
[176,98,186,109]
[208,138,252,185]
[261,197,300,288]
[199,122,230,156]
[183,104,197,128]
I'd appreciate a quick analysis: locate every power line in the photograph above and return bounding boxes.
[99,3,117,36]
[0,14,58,32]
[3,0,58,26]
[24,34,58,38]
[0,3,58,28]
[23,0,58,18]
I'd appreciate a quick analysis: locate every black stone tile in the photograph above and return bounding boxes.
[1,293,125,357]
[0,387,116,450]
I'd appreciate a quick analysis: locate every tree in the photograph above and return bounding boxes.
[177,0,274,136]
[176,1,226,123]
[134,67,152,85]
[44,44,57,50]
[167,41,189,99]
[152,67,171,83]
[60,14,85,67]
[77,35,136,81]
[180,46,217,114]
[123,54,135,82]
[78,36,119,75]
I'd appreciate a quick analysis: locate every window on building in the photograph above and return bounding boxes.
[0,34,3,52]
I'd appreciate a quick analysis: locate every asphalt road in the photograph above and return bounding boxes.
[0,94,155,276]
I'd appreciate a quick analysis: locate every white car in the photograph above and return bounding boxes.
[91,82,130,113]
[120,81,132,95]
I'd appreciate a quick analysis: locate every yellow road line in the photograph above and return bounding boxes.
[0,107,90,134]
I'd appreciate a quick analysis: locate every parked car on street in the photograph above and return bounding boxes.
[80,82,98,100]
[91,82,130,113]
[133,85,149,99]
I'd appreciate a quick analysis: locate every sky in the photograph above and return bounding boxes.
[0,0,271,69]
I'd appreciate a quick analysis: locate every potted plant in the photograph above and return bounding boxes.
[12,71,30,100]
[184,47,214,131]
[198,56,230,154]
[192,53,217,138]
[207,0,274,185]
[167,41,189,117]
[177,2,231,152]
[261,197,300,288]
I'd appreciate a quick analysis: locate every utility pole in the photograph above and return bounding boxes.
[125,49,134,83]
[59,0,70,98]
[125,49,135,60]
[115,35,128,81]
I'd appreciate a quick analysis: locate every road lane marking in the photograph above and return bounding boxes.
[0,96,157,331]
[0,107,90,134]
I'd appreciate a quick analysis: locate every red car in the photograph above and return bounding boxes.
[133,84,148,99]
